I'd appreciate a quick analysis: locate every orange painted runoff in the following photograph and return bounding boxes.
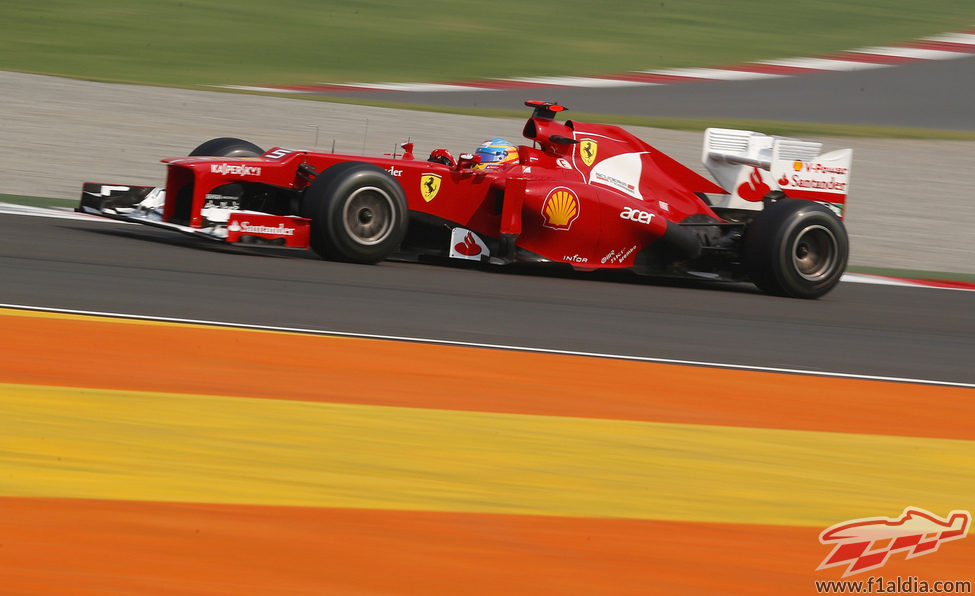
[2,497,972,596]
[1,307,972,439]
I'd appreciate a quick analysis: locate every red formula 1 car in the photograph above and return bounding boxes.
[79,101,852,298]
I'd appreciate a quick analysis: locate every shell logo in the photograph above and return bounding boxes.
[542,187,580,230]
[794,160,804,171]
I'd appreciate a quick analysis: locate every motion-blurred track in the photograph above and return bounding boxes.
[303,55,975,130]
[2,212,971,385]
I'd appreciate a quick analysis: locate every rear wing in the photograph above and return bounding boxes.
[702,128,852,219]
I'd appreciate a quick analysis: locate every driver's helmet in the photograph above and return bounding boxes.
[473,138,519,169]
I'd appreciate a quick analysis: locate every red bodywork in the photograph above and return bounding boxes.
[158,107,727,268]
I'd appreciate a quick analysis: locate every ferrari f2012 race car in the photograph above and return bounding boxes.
[78,101,852,298]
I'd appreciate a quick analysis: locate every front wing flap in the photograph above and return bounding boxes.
[78,182,310,247]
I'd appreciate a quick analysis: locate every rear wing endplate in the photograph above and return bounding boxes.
[702,128,852,218]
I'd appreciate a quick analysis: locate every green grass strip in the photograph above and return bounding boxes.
[2,1,974,85]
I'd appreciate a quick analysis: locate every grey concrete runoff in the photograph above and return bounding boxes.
[1,71,972,274]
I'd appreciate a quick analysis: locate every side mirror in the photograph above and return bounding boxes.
[456,153,482,169]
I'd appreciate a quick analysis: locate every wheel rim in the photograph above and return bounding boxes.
[791,224,838,281]
[342,186,395,246]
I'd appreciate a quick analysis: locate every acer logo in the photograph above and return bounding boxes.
[619,206,654,225]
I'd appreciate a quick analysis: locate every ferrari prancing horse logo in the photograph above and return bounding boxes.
[421,173,441,202]
[580,139,597,167]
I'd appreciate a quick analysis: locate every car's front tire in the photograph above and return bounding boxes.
[301,162,408,264]
[743,198,848,299]
[189,137,264,157]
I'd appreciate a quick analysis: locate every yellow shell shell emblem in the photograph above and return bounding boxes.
[542,187,580,230]
[420,173,442,202]
[580,139,597,167]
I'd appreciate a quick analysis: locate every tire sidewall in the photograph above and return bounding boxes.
[744,199,849,298]
[189,137,264,157]
[305,162,408,263]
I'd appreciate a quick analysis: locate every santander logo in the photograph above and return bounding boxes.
[228,220,295,236]
[737,167,772,202]
[453,231,482,256]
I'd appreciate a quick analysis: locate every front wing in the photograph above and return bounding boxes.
[78,183,311,248]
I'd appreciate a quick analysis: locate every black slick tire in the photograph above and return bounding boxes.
[743,198,849,299]
[189,137,264,157]
[301,162,408,264]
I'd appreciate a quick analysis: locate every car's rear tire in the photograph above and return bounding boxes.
[301,162,408,263]
[743,198,848,299]
[189,137,264,157]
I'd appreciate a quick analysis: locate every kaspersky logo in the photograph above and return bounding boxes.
[210,163,262,176]
[817,507,970,577]
[541,187,580,230]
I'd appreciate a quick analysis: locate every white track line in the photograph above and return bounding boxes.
[756,57,891,71]
[221,29,975,93]
[222,85,318,94]
[637,67,784,81]
[841,273,974,292]
[330,82,493,92]
[2,303,972,389]
[922,33,975,44]
[849,46,971,60]
[499,76,650,88]
[0,203,121,222]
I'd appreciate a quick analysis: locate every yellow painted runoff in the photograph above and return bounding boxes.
[1,382,971,527]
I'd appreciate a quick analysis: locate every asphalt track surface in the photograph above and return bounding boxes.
[2,212,972,385]
[2,61,974,595]
[325,54,975,131]
[4,69,975,275]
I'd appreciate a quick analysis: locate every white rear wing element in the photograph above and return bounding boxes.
[703,128,852,219]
